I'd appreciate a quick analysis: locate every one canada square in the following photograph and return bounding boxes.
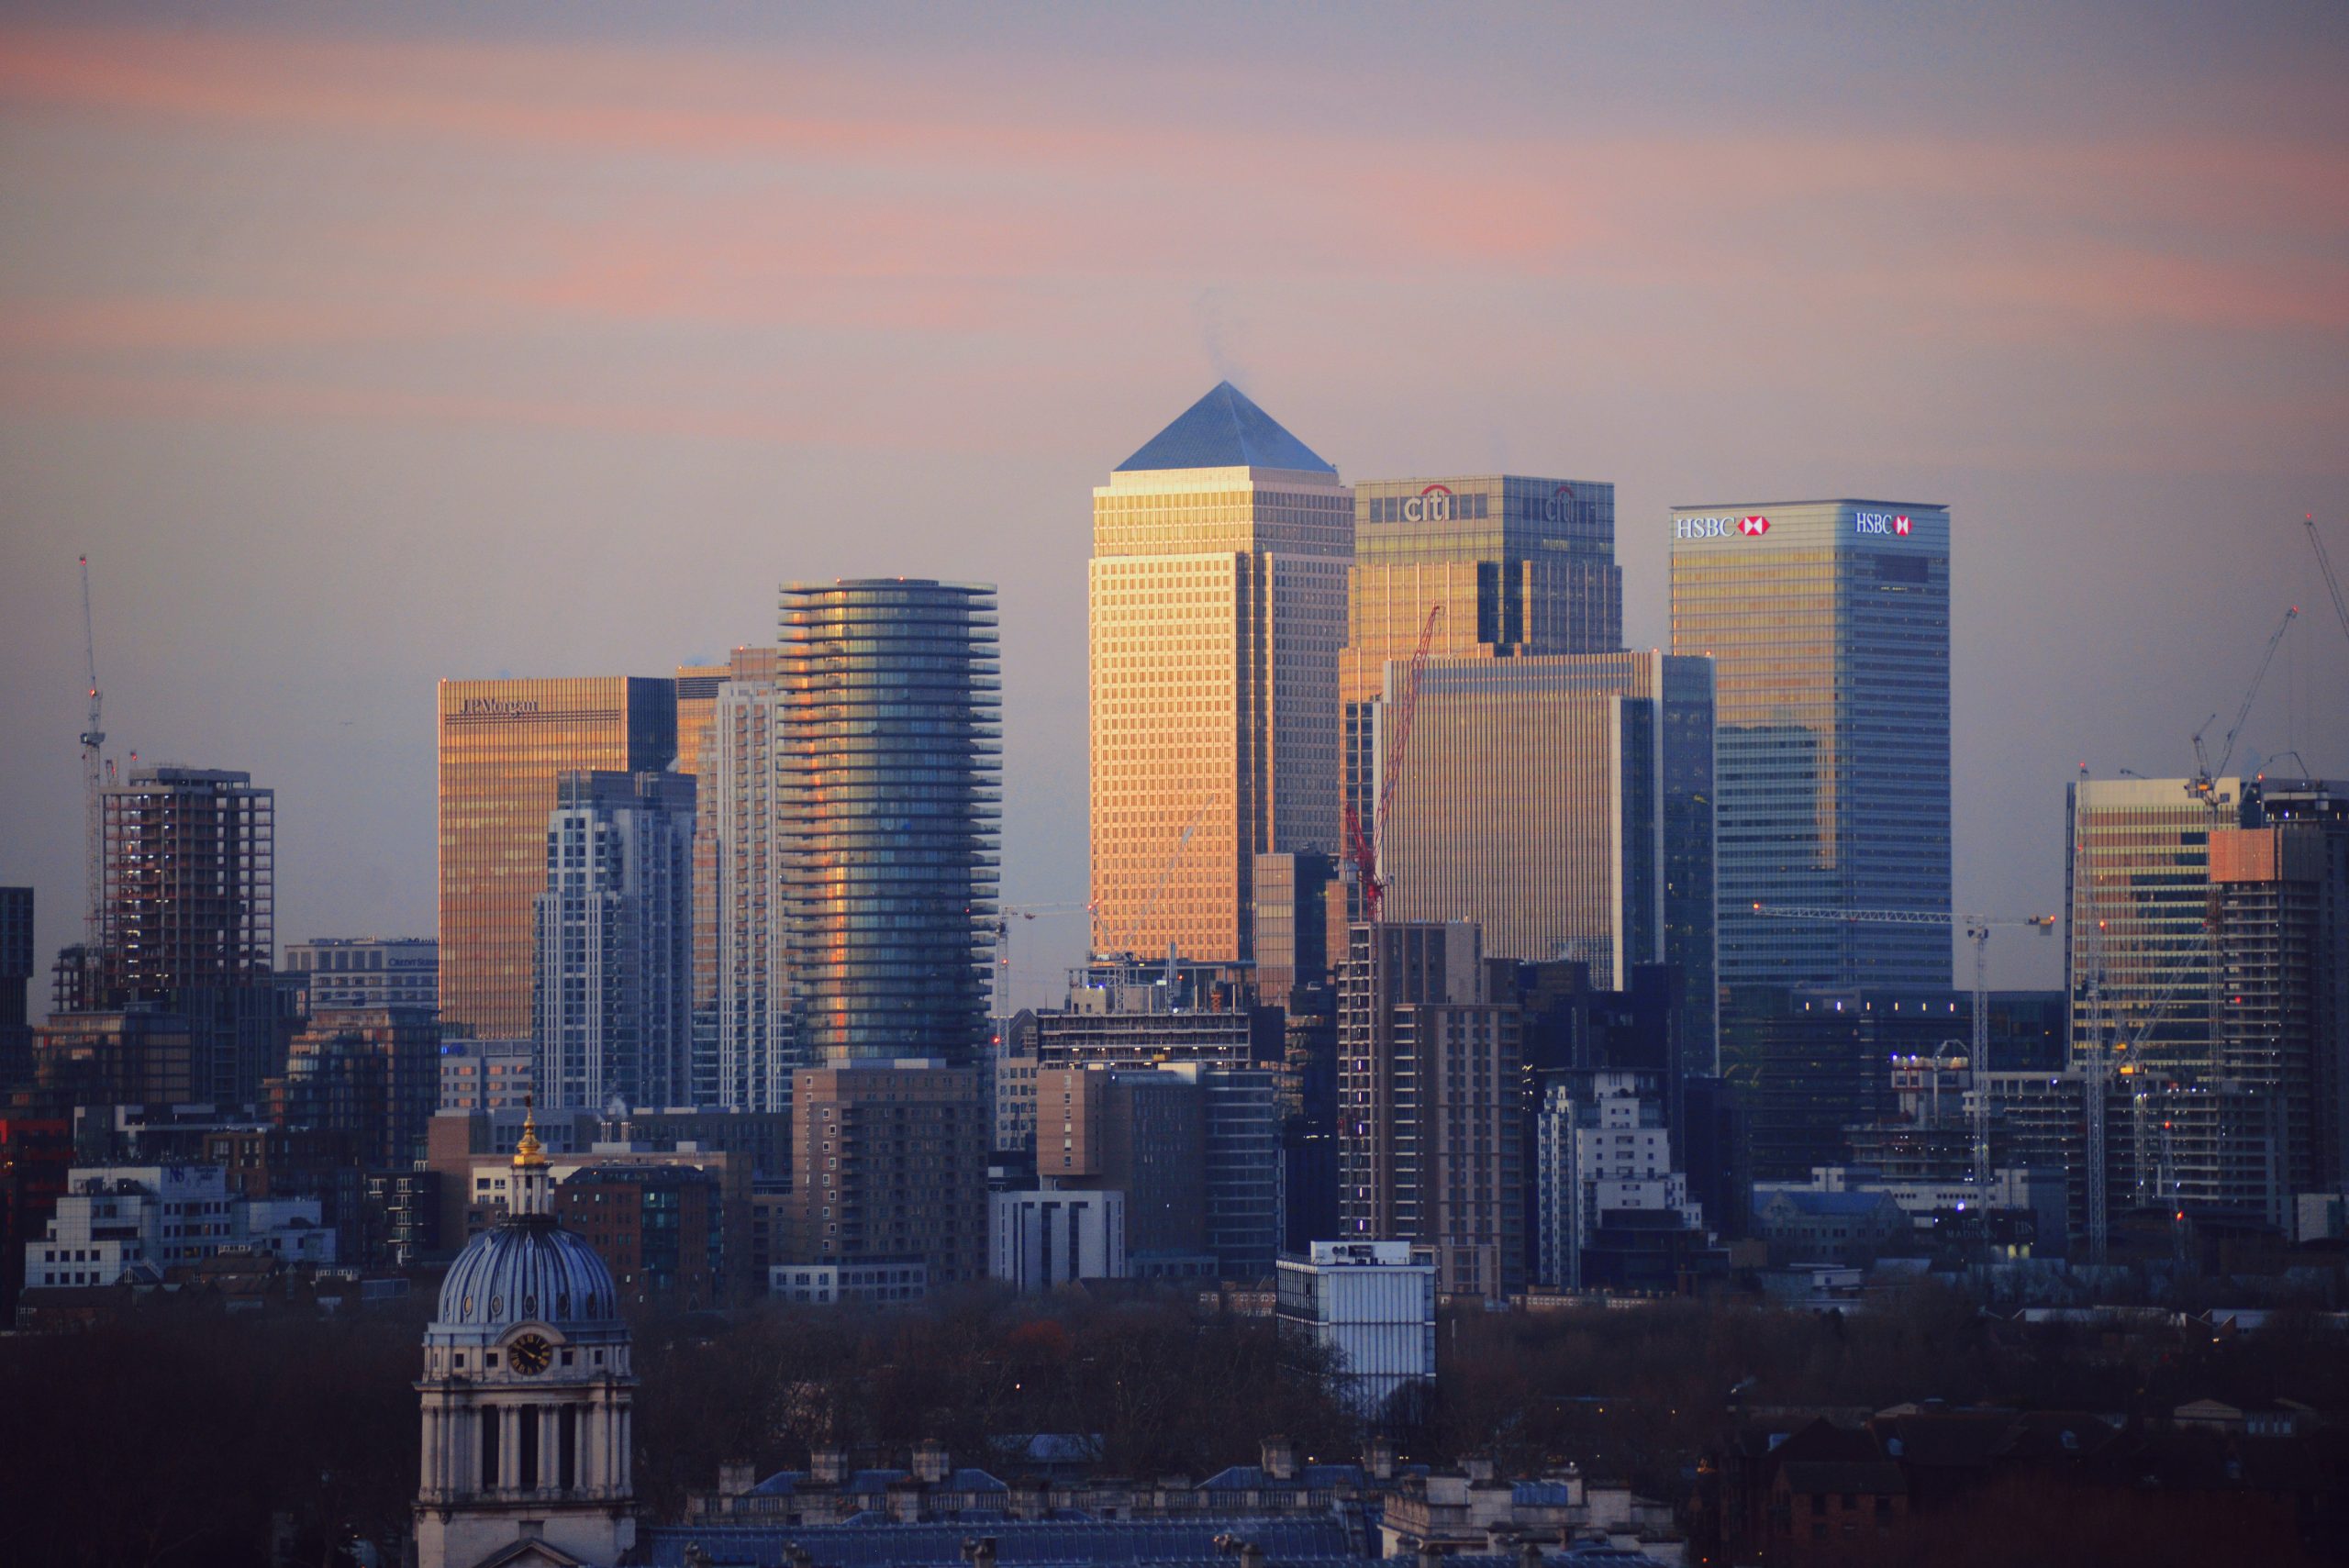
[1089,383,1351,964]
[1669,500,1953,986]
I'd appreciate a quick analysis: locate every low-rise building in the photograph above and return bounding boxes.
[18,1162,332,1294]
[1750,1189,1911,1268]
[991,1187,1126,1291]
[767,1257,929,1307]
[1275,1240,1436,1422]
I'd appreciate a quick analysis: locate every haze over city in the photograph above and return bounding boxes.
[3,0,2346,1000]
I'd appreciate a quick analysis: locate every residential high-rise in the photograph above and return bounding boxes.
[1337,920,1523,1298]
[710,648,791,1109]
[438,678,676,1041]
[0,887,31,1089]
[1377,651,1718,1072]
[1342,474,1622,917]
[780,582,1000,1064]
[531,771,696,1112]
[95,765,285,1105]
[1670,500,1952,988]
[1090,382,1352,964]
[788,1063,986,1288]
[270,1006,443,1170]
[283,938,438,1013]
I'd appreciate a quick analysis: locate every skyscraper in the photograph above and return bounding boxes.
[710,648,791,1110]
[97,765,284,1105]
[1337,920,1524,1298]
[1343,473,1622,907]
[779,580,1000,1064]
[1670,500,1952,988]
[1377,651,1718,1072]
[1090,382,1352,964]
[532,771,696,1112]
[439,678,676,1041]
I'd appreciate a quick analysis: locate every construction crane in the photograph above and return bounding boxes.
[991,901,1093,1021]
[2186,604,2296,813]
[77,555,106,951]
[1750,904,2054,1187]
[2306,515,2349,647]
[1108,793,1220,959]
[1342,604,1443,922]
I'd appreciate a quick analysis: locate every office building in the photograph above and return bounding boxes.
[31,1008,200,1107]
[1671,500,1952,988]
[1342,474,1622,919]
[438,1037,535,1112]
[1252,850,1340,1003]
[1337,921,1523,1298]
[532,771,697,1113]
[0,887,31,1087]
[780,582,999,1064]
[1378,651,1717,1071]
[1037,1064,1207,1266]
[1274,1240,1436,1422]
[1720,987,1966,1181]
[438,676,677,1042]
[271,1006,442,1170]
[283,937,437,1014]
[990,1188,1128,1292]
[788,1063,986,1289]
[709,647,793,1108]
[1090,382,1352,964]
[768,1258,929,1307]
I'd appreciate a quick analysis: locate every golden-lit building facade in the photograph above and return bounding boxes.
[1341,475,1622,926]
[1089,382,1352,965]
[437,678,675,1040]
[1378,651,1718,1072]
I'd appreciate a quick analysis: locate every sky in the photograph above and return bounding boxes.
[2,0,2345,1008]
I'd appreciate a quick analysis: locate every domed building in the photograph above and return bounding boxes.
[416,1110,637,1568]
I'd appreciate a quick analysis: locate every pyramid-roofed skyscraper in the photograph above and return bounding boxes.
[1090,383,1352,965]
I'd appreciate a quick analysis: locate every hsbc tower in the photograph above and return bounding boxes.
[1669,499,1953,990]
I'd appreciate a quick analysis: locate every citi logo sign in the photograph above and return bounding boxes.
[1542,484,1575,524]
[1675,515,1770,539]
[1854,511,1912,537]
[1401,484,1454,523]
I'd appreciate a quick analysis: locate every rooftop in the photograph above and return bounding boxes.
[1114,382,1336,475]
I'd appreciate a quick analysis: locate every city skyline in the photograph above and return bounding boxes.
[3,4,2347,1008]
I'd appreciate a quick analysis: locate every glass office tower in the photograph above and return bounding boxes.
[779,580,1000,1064]
[1090,382,1353,965]
[1669,500,1952,988]
[438,678,676,1040]
[1344,475,1622,923]
[1377,651,1717,1072]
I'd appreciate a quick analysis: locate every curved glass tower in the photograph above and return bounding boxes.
[778,580,1001,1064]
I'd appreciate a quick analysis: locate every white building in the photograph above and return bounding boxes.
[1754,1163,2068,1252]
[284,936,438,1013]
[712,669,795,1113]
[1538,1073,1706,1289]
[22,1164,332,1288]
[768,1258,929,1307]
[991,1187,1127,1292]
[1275,1240,1436,1421]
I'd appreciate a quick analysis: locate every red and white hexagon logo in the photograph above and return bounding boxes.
[1893,515,1912,536]
[1738,515,1771,537]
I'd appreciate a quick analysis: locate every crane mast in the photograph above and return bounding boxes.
[1344,604,1443,923]
[2306,515,2349,647]
[78,555,105,952]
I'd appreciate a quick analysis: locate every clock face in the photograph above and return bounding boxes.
[508,1333,554,1375]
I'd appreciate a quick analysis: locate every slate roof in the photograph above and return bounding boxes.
[640,1515,1357,1567]
[1114,383,1336,475]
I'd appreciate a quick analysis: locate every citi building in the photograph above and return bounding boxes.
[1669,500,1952,988]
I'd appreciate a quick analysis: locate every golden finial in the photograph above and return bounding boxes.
[513,1094,547,1171]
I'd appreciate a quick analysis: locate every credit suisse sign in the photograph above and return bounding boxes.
[1675,514,1771,540]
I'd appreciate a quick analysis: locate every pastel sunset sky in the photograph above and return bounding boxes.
[3,1,2345,1000]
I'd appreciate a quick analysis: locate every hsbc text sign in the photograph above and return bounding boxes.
[1854,511,1913,537]
[1675,515,1771,540]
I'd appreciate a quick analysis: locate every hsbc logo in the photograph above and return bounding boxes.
[1401,484,1453,523]
[1675,514,1771,540]
[1854,511,1912,537]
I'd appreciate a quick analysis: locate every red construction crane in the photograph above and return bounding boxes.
[1343,604,1444,923]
